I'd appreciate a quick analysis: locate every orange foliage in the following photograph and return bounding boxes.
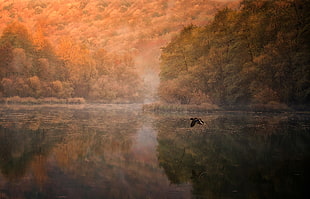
[0,0,237,102]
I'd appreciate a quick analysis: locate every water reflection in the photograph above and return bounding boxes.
[0,106,309,199]
[155,113,310,199]
[0,105,190,199]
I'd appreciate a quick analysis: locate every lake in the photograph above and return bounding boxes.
[0,105,309,199]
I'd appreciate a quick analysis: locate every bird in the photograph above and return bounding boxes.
[190,118,204,127]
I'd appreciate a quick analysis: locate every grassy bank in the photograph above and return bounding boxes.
[0,96,86,105]
[142,102,221,113]
[142,102,302,113]
[223,102,292,112]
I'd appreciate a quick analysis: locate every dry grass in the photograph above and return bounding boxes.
[142,102,221,113]
[0,96,86,105]
[143,101,296,113]
[248,101,291,112]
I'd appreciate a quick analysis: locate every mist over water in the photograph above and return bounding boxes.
[142,70,160,103]
[0,105,309,199]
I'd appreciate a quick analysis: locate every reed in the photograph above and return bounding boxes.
[142,102,221,113]
[248,102,291,112]
[143,101,295,113]
[0,96,86,105]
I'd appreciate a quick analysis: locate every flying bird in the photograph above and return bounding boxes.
[190,118,204,127]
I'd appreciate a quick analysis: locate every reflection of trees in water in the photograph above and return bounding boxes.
[156,114,310,198]
[52,110,141,174]
[0,107,188,199]
[49,111,182,199]
[0,107,79,184]
[1,108,309,198]
[0,108,68,199]
[0,127,58,181]
[0,107,144,198]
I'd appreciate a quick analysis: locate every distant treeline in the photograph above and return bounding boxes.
[0,22,144,103]
[159,0,310,107]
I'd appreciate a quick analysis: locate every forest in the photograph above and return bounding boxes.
[0,22,144,103]
[159,0,310,107]
[1,0,309,107]
[0,0,235,104]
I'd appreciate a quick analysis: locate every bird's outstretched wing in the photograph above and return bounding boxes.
[190,118,204,127]
[190,119,197,127]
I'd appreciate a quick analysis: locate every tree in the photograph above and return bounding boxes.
[0,42,13,76]
[158,0,310,106]
[1,78,14,97]
[28,76,41,98]
[0,22,33,52]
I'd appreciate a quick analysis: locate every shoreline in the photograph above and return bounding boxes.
[0,96,86,105]
[142,102,310,113]
[0,96,144,105]
[0,97,309,113]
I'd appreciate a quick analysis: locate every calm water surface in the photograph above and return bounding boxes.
[0,105,309,199]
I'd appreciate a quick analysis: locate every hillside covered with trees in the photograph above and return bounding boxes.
[159,0,310,108]
[0,0,237,103]
[0,22,144,103]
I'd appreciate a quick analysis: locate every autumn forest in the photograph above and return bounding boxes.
[0,0,309,108]
[159,0,310,107]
